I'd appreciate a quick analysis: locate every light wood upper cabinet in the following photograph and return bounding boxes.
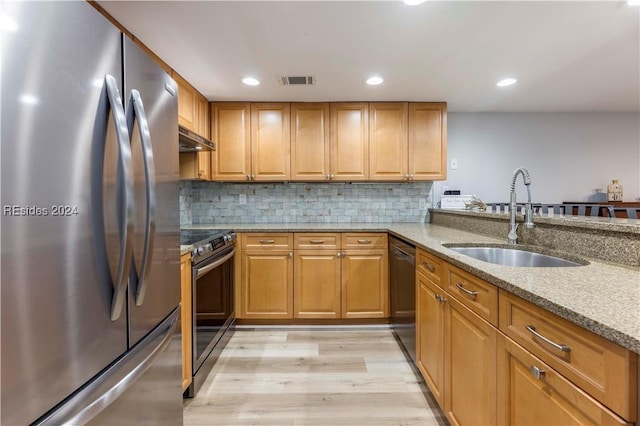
[330,103,369,181]
[180,253,192,393]
[290,103,330,181]
[197,95,209,139]
[409,102,447,180]
[211,102,251,181]
[251,103,290,181]
[174,73,198,132]
[369,102,408,181]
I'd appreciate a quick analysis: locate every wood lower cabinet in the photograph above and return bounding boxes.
[417,271,445,407]
[293,250,341,318]
[497,335,627,425]
[341,248,388,319]
[237,233,294,319]
[180,253,192,393]
[238,232,388,321]
[416,250,497,425]
[445,293,497,426]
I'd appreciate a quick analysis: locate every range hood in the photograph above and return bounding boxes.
[179,125,215,152]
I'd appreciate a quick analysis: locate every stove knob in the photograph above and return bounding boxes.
[197,246,206,255]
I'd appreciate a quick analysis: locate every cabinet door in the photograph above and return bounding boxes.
[180,254,192,393]
[290,103,330,181]
[341,248,388,318]
[445,295,497,426]
[409,103,447,180]
[417,272,445,407]
[251,103,290,181]
[330,103,369,181]
[293,250,341,319]
[174,73,197,131]
[211,102,251,181]
[497,335,628,425]
[197,95,209,138]
[239,250,293,319]
[369,102,408,181]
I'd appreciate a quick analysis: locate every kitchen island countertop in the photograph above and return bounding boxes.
[181,222,640,354]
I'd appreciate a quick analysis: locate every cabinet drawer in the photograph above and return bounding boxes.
[499,290,637,421]
[342,233,387,249]
[242,233,293,250]
[498,335,628,425]
[416,249,443,285]
[446,266,498,326]
[294,233,340,250]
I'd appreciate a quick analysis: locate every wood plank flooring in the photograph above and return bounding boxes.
[183,327,448,426]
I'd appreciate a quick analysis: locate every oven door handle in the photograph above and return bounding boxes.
[195,248,236,278]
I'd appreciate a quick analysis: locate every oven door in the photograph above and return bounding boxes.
[192,245,235,374]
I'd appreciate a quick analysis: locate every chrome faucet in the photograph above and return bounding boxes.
[508,167,535,244]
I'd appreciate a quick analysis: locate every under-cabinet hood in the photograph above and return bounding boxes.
[179,125,215,152]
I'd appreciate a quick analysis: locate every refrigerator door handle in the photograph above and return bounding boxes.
[35,309,179,426]
[105,74,134,321]
[130,89,156,307]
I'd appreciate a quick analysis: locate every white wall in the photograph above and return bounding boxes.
[433,112,640,205]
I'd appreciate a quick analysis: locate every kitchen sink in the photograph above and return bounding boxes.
[443,244,588,268]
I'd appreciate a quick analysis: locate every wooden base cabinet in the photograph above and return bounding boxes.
[180,253,192,393]
[341,249,388,318]
[237,233,294,319]
[293,250,341,318]
[497,335,628,425]
[445,294,497,426]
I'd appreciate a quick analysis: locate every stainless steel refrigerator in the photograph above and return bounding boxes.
[1,2,183,424]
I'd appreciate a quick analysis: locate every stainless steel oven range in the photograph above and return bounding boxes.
[180,229,236,397]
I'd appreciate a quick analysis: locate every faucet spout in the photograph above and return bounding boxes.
[508,167,534,244]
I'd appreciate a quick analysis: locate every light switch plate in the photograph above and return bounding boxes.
[450,158,458,169]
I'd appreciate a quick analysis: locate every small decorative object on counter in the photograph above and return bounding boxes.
[464,196,488,212]
[607,180,623,201]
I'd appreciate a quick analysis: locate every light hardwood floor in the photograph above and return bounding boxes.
[183,327,448,426]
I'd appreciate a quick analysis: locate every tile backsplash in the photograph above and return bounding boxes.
[180,181,433,225]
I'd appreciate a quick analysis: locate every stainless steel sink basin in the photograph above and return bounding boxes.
[444,244,588,267]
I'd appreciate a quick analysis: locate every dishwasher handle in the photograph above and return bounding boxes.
[391,246,415,266]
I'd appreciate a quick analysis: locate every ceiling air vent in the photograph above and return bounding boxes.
[279,76,315,86]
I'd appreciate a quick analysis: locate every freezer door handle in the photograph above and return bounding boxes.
[105,74,134,321]
[35,309,179,426]
[129,89,156,307]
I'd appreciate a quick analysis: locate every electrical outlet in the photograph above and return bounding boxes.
[239,194,247,205]
[450,158,458,170]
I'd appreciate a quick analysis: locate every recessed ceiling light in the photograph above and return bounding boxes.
[496,78,517,87]
[366,76,384,86]
[242,77,260,86]
[403,0,427,5]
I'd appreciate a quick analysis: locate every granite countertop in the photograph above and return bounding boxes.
[181,222,640,354]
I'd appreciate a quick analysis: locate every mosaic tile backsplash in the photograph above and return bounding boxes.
[180,181,434,225]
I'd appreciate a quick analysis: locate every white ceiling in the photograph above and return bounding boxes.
[99,1,640,112]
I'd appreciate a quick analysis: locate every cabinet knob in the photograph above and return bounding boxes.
[246,174,251,181]
[529,365,546,380]
[288,251,293,258]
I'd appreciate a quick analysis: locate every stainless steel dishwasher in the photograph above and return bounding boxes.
[389,236,417,363]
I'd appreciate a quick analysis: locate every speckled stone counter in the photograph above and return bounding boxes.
[180,245,193,256]
[182,222,640,354]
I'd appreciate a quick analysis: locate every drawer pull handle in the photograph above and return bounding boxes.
[309,240,325,244]
[530,365,546,380]
[259,239,275,244]
[526,325,571,353]
[456,282,478,298]
[422,261,436,272]
[357,239,372,244]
